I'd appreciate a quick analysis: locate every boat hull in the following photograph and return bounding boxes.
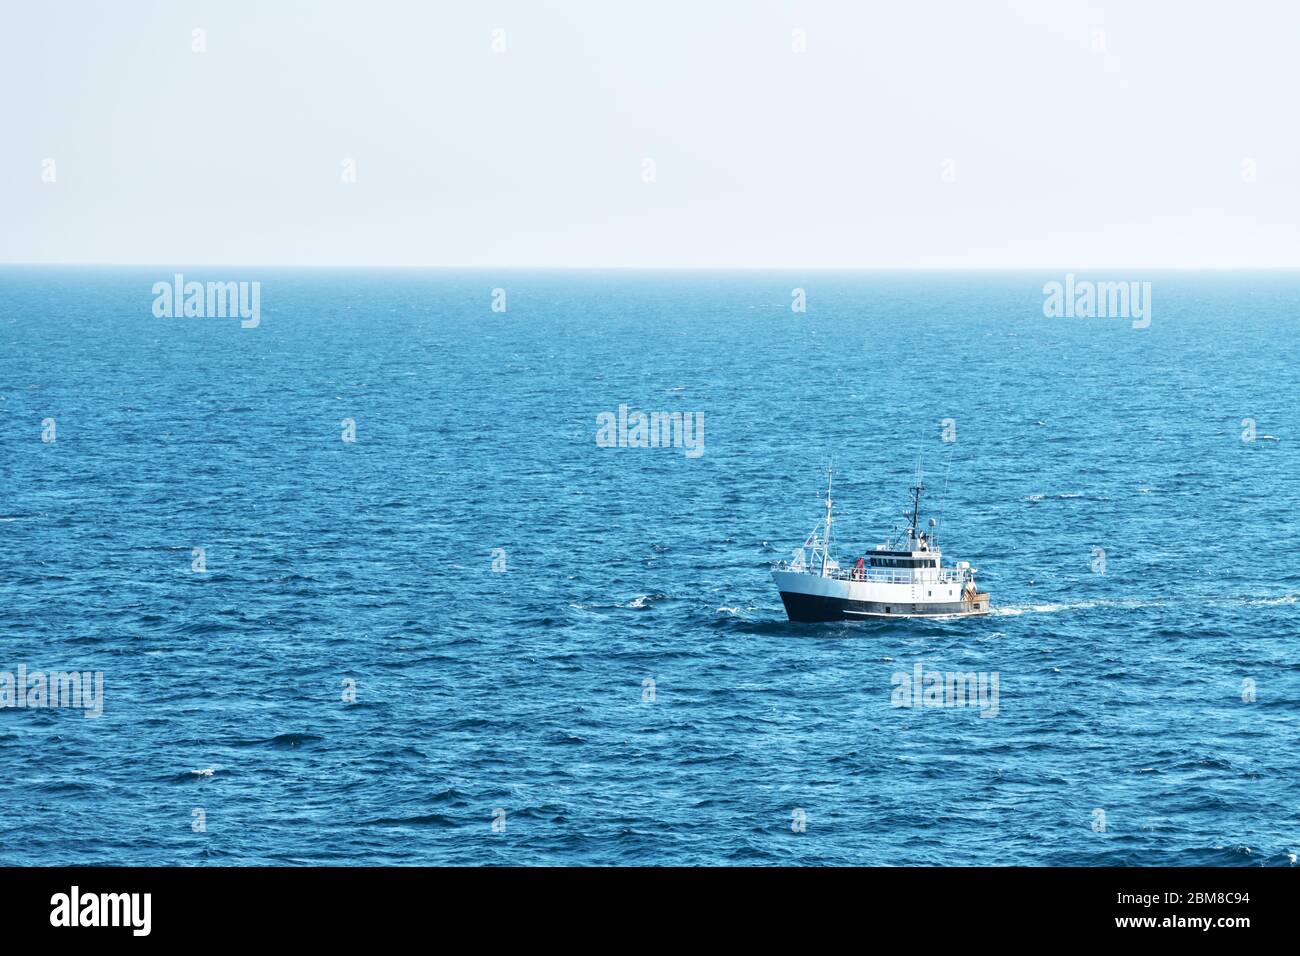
[772,568,990,622]
[778,589,988,621]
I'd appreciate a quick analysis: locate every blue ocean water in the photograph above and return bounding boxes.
[1,267,1297,866]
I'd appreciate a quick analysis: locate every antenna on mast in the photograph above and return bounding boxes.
[820,461,834,575]
[905,454,924,542]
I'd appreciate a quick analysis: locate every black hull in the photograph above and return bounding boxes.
[779,590,980,622]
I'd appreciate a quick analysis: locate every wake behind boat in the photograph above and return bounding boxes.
[772,465,990,622]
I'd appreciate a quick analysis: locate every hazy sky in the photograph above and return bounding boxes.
[3,0,1298,267]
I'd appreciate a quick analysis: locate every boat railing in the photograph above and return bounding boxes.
[828,568,966,585]
[773,560,968,586]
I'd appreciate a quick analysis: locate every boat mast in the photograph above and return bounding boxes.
[821,466,834,575]
[906,457,924,544]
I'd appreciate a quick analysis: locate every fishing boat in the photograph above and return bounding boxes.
[771,465,989,621]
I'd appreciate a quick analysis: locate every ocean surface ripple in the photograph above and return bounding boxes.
[1,268,1297,866]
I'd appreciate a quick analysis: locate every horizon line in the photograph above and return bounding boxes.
[4,263,1300,272]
